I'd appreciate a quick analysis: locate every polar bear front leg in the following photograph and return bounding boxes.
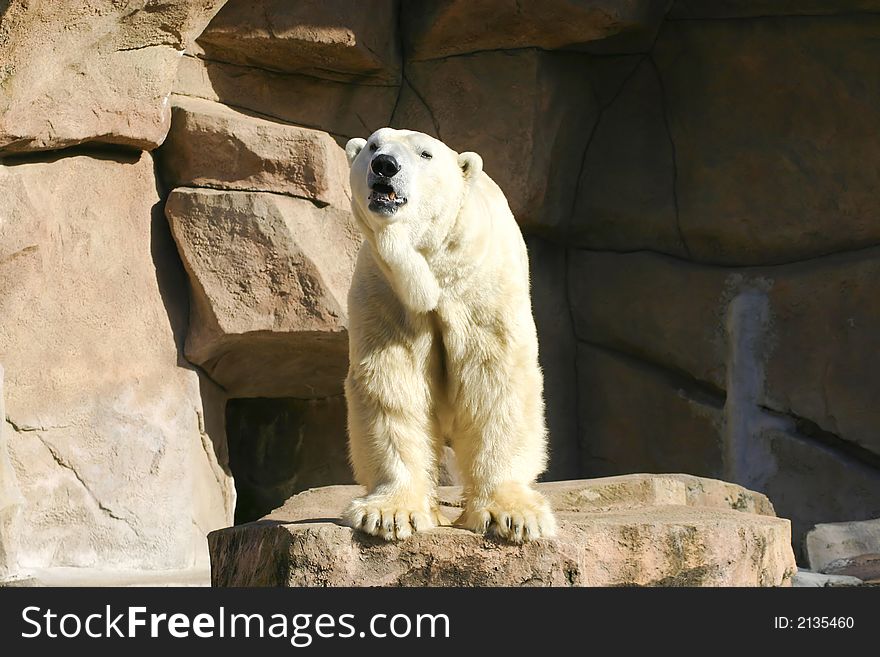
[342,269,451,541]
[343,376,449,540]
[450,344,557,542]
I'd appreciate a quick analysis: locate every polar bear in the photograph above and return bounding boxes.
[341,127,556,543]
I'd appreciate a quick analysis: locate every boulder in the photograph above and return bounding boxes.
[197,0,400,83]
[0,152,233,571]
[393,50,597,233]
[535,474,776,517]
[173,54,398,141]
[0,0,228,153]
[160,95,351,207]
[209,475,796,587]
[165,188,362,398]
[403,0,669,60]
[806,518,880,572]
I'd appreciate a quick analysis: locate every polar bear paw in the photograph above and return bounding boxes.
[343,494,450,541]
[459,483,557,543]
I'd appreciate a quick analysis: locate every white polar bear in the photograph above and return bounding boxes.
[341,127,556,543]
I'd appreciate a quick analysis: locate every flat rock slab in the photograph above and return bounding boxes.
[209,475,796,587]
[791,569,863,588]
[806,518,880,572]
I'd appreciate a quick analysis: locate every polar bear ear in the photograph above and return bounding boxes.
[345,138,367,165]
[458,151,483,181]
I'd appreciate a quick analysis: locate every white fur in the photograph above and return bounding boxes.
[342,128,556,542]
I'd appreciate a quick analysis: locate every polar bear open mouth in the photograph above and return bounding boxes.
[368,181,407,213]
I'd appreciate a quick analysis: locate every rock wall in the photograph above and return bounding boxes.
[0,1,234,581]
[2,0,879,574]
[569,3,880,556]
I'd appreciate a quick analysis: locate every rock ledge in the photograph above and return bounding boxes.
[209,474,796,587]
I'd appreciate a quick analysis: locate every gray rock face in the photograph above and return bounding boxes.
[575,16,880,264]
[577,344,724,478]
[209,475,796,587]
[570,252,880,454]
[527,238,581,480]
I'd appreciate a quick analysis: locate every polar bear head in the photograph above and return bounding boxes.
[345,128,483,235]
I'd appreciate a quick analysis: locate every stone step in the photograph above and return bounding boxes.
[208,475,796,587]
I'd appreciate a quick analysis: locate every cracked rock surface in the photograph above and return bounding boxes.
[0,153,233,573]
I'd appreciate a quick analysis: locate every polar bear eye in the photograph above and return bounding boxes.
[420,151,432,160]
[369,143,378,152]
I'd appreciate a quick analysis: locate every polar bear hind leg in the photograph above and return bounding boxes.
[446,319,557,542]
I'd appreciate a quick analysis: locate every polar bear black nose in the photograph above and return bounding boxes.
[371,154,401,177]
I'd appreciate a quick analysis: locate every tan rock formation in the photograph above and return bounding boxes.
[161,95,351,207]
[173,54,398,141]
[0,0,229,153]
[197,0,400,82]
[165,188,361,397]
